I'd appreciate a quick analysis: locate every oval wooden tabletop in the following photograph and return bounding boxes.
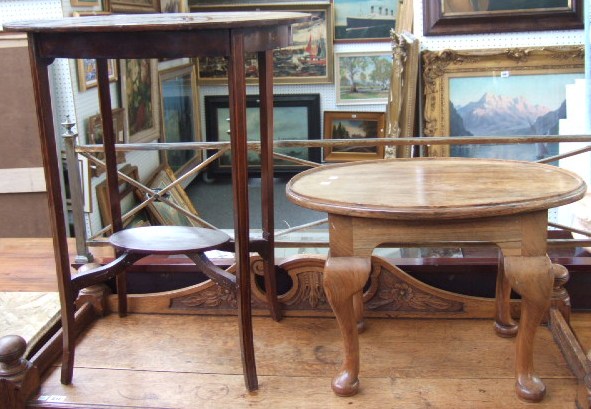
[109,226,230,255]
[3,12,310,33]
[286,158,587,220]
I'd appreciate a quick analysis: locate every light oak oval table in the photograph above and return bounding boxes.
[286,157,586,402]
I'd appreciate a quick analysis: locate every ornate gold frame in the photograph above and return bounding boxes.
[422,46,584,157]
[385,31,419,158]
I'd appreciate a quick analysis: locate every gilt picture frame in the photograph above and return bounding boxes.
[423,0,583,36]
[384,31,419,158]
[323,111,385,162]
[96,164,151,229]
[160,0,187,12]
[194,3,333,85]
[144,165,201,227]
[70,0,100,7]
[120,59,161,144]
[77,58,118,92]
[105,0,159,13]
[335,51,393,105]
[87,108,127,176]
[422,46,585,158]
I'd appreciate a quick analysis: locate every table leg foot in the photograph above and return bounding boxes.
[515,374,546,402]
[494,321,518,338]
[332,370,360,397]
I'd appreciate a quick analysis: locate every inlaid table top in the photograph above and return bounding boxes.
[286,157,586,220]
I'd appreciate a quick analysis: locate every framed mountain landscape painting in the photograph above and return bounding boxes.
[422,46,584,158]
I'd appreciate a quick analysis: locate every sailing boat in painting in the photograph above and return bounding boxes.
[302,33,327,66]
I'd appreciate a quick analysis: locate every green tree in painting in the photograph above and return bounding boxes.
[340,57,369,93]
[370,57,392,90]
[332,122,350,138]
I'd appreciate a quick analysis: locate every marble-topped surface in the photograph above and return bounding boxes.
[0,291,60,342]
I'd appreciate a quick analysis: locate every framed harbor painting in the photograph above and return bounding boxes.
[422,46,584,158]
[194,3,333,84]
[204,93,321,178]
[333,0,398,42]
[336,51,393,105]
[323,111,385,162]
[423,0,583,35]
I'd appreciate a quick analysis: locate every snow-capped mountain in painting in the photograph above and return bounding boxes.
[452,92,565,136]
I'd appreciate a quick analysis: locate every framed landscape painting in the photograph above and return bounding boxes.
[422,46,584,158]
[423,0,583,35]
[323,111,385,162]
[194,3,333,85]
[336,51,393,105]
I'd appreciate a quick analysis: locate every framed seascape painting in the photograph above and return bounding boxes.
[105,0,159,13]
[333,0,398,42]
[194,3,333,85]
[204,94,321,178]
[323,111,385,162]
[384,31,419,158]
[77,58,117,92]
[120,59,161,144]
[335,51,393,105]
[158,64,201,176]
[422,46,585,159]
[423,0,583,35]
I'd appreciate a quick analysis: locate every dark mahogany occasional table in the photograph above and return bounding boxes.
[4,12,309,391]
[286,157,586,402]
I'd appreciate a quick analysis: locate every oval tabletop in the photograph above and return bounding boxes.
[2,12,309,33]
[286,158,587,220]
[109,226,230,255]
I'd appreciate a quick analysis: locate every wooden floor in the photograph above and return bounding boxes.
[24,313,588,408]
[1,239,589,408]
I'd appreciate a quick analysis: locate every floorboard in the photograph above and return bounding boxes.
[29,314,579,408]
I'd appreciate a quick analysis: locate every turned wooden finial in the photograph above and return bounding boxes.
[0,335,27,378]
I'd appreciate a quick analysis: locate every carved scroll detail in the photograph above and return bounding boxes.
[365,259,463,312]
[171,284,237,310]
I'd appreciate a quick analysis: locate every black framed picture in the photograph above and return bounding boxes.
[204,94,321,178]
